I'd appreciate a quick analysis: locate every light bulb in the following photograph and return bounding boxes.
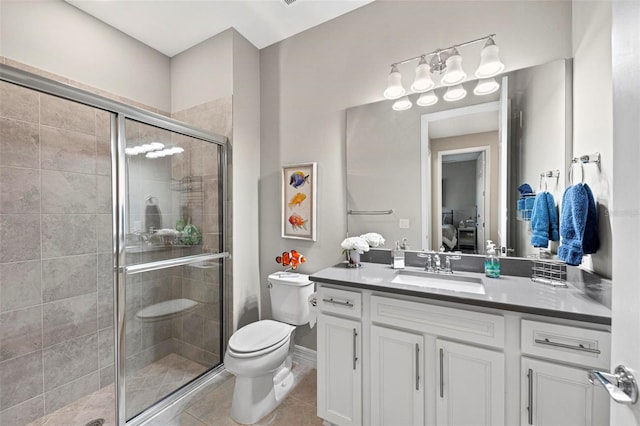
[411,57,435,93]
[443,84,467,102]
[416,91,438,106]
[149,142,165,151]
[476,38,505,78]
[383,65,405,100]
[474,78,500,95]
[441,49,467,86]
[392,96,412,111]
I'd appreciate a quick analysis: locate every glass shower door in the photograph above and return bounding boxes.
[119,118,226,421]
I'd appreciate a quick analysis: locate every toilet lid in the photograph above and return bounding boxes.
[228,320,292,353]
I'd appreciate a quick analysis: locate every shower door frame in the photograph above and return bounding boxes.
[0,64,231,426]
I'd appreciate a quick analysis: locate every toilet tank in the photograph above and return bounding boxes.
[268,272,314,325]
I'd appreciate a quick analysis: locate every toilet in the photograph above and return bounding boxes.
[224,272,314,424]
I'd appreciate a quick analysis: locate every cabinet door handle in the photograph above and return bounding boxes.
[415,344,420,391]
[322,297,354,308]
[439,348,444,398]
[527,368,533,425]
[352,328,358,370]
[534,338,601,354]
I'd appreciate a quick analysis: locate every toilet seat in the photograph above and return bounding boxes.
[228,320,294,358]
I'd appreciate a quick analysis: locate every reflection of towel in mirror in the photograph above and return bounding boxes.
[558,184,599,265]
[530,192,559,248]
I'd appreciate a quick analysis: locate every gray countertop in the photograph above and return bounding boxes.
[310,262,612,325]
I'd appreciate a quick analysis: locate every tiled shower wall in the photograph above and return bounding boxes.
[0,81,114,425]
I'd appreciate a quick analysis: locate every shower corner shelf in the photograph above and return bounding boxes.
[135,298,199,322]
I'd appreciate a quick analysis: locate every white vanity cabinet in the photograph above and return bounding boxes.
[317,287,363,426]
[520,320,611,426]
[436,339,505,426]
[370,325,424,426]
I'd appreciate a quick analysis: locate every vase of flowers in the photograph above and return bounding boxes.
[340,233,385,268]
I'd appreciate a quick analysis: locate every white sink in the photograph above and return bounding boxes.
[391,270,486,295]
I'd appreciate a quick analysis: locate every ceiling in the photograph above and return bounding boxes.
[65,0,374,57]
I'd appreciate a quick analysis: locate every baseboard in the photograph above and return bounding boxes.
[293,344,317,368]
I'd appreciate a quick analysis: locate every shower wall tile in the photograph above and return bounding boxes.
[0,260,41,312]
[40,93,96,135]
[43,332,98,392]
[97,252,113,293]
[141,320,172,351]
[0,166,40,214]
[0,395,44,426]
[42,293,97,347]
[0,118,40,168]
[42,254,97,302]
[100,364,114,388]
[97,213,113,253]
[41,214,96,258]
[98,327,114,368]
[0,306,42,361]
[40,126,96,174]
[96,135,112,176]
[0,81,39,123]
[44,371,99,415]
[98,290,113,330]
[182,312,203,348]
[0,350,43,410]
[41,170,97,214]
[0,214,41,262]
[97,174,112,214]
[203,319,221,355]
[95,110,111,138]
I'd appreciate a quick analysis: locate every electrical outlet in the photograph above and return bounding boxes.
[399,219,410,229]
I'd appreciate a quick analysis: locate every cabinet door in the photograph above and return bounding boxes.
[436,339,505,426]
[521,357,609,426]
[370,325,424,426]
[317,314,362,426]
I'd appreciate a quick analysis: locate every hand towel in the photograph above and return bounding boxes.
[518,183,534,195]
[558,184,589,265]
[582,183,600,254]
[525,196,536,210]
[531,193,551,247]
[546,192,560,242]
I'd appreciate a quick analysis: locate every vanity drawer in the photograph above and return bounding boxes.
[370,296,505,349]
[317,286,362,319]
[521,319,610,369]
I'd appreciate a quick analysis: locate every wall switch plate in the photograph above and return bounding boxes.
[399,219,410,229]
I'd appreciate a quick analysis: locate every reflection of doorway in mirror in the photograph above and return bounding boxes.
[438,147,490,254]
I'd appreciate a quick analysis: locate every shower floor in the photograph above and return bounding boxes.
[25,353,207,426]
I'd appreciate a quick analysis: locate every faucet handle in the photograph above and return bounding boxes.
[444,255,462,273]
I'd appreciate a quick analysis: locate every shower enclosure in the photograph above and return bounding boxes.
[0,65,229,426]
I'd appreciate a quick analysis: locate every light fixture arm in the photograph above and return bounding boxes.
[389,33,497,68]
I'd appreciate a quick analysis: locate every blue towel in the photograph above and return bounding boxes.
[518,183,534,195]
[558,184,598,265]
[525,197,535,210]
[530,192,559,247]
[517,198,525,211]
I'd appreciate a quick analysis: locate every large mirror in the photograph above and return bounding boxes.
[346,58,572,258]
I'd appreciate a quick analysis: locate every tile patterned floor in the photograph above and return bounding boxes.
[23,356,320,426]
[147,363,322,426]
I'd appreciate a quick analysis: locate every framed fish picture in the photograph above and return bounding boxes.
[282,162,317,241]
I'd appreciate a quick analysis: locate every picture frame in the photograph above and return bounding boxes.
[282,162,317,241]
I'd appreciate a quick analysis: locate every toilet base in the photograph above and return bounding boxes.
[229,363,294,425]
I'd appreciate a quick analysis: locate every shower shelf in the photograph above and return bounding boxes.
[135,298,199,322]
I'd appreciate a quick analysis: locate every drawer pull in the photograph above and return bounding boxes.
[534,338,601,354]
[322,297,354,308]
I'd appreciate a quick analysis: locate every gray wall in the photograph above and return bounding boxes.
[260,0,572,350]
[442,160,477,215]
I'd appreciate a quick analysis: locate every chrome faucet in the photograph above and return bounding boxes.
[443,255,462,274]
[433,254,441,272]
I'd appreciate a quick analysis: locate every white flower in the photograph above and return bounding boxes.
[341,236,370,254]
[360,232,385,248]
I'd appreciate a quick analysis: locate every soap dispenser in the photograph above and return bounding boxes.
[484,240,500,278]
[392,240,405,269]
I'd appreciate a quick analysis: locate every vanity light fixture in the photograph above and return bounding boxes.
[384,34,504,108]
[416,90,438,106]
[383,64,405,99]
[392,96,413,111]
[474,77,500,96]
[443,84,467,102]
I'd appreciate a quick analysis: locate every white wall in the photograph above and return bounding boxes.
[572,1,613,278]
[0,0,171,112]
[260,0,572,349]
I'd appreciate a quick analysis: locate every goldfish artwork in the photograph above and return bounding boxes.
[288,192,307,209]
[276,249,306,270]
[289,171,309,189]
[288,213,308,230]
